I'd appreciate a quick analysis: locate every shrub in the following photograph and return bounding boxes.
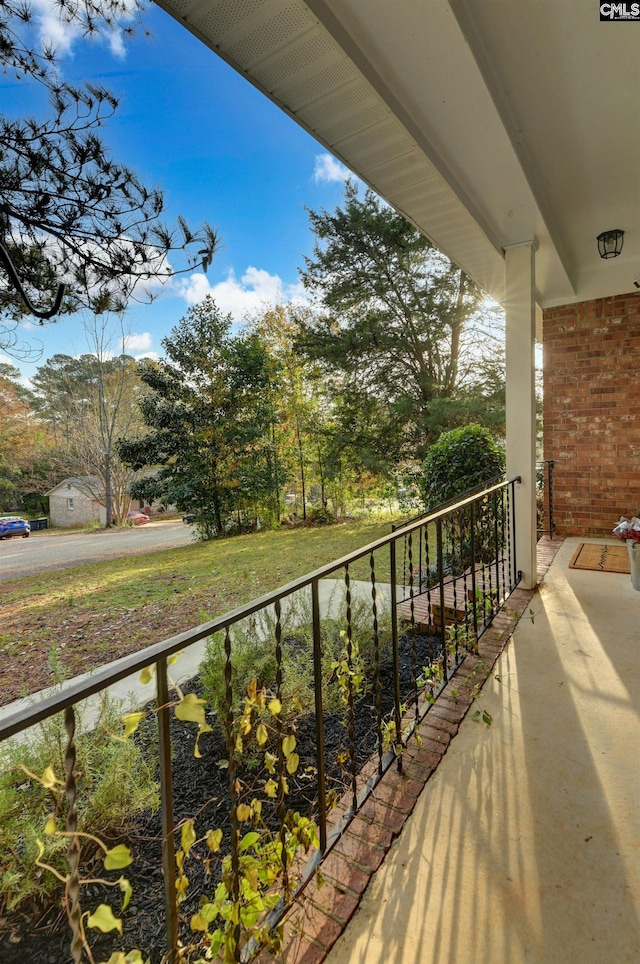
[0,698,159,914]
[419,423,505,509]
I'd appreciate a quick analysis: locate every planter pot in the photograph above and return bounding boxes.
[627,539,640,591]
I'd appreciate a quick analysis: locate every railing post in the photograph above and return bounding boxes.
[156,657,178,963]
[436,519,448,680]
[389,537,403,772]
[547,459,555,538]
[470,501,478,641]
[511,479,520,585]
[311,580,328,852]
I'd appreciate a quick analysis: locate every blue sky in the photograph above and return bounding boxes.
[1,2,352,379]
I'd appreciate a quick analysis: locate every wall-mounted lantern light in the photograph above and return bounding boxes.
[597,229,625,259]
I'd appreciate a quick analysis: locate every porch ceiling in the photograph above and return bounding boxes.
[156,0,640,310]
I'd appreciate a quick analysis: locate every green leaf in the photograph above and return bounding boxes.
[239,831,260,853]
[139,666,154,685]
[181,819,196,857]
[121,712,146,739]
[87,904,123,934]
[119,876,133,911]
[104,844,133,871]
[44,816,57,836]
[175,693,207,726]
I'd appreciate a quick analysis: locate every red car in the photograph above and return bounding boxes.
[127,511,150,525]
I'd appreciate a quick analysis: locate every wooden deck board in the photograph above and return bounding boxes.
[397,561,507,632]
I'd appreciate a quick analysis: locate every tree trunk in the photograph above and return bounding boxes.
[296,417,306,520]
[104,450,113,528]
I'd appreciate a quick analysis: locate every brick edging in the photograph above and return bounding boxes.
[258,537,563,963]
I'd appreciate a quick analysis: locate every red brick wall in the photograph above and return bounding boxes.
[543,291,640,537]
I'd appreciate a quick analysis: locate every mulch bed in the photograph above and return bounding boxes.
[2,632,442,964]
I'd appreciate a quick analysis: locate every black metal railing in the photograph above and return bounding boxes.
[0,477,521,963]
[537,459,555,538]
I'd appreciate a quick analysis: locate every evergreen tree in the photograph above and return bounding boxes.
[119,296,275,539]
[0,0,217,353]
[298,183,504,461]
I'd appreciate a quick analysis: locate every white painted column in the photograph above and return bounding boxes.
[504,241,538,589]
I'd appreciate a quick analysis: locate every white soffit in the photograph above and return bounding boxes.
[155,0,639,309]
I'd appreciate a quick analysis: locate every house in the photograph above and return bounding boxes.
[45,477,107,527]
[3,6,637,963]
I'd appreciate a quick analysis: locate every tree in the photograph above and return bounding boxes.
[0,361,54,509]
[0,0,218,353]
[30,317,149,525]
[118,296,275,539]
[297,183,504,462]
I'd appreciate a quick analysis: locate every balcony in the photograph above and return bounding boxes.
[323,535,640,963]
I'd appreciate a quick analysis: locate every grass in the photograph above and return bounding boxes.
[0,516,403,705]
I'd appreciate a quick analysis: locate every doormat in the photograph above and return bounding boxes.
[568,542,630,573]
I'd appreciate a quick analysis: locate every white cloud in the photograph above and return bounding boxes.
[176,267,309,321]
[313,154,350,185]
[123,332,153,353]
[32,0,136,60]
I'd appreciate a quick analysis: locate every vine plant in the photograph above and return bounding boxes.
[22,656,321,963]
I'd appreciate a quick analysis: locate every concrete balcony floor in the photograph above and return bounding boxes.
[327,537,640,964]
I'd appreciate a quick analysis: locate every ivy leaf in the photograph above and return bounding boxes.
[181,819,196,857]
[104,844,133,871]
[44,816,57,836]
[139,666,154,685]
[118,876,133,911]
[268,697,282,717]
[194,722,213,759]
[206,828,223,853]
[121,712,145,739]
[256,723,268,747]
[41,765,58,789]
[236,803,251,822]
[175,693,207,726]
[239,831,260,853]
[282,735,296,758]
[286,752,300,775]
[87,904,123,934]
[264,779,278,798]
[99,953,146,964]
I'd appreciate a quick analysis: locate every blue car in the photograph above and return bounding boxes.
[0,516,30,539]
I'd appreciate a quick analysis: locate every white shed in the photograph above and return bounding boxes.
[45,477,107,528]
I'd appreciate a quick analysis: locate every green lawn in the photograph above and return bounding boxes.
[0,516,403,704]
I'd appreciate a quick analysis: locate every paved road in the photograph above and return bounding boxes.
[0,519,197,582]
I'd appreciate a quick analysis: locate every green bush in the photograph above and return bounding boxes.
[419,423,505,509]
[0,698,159,914]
